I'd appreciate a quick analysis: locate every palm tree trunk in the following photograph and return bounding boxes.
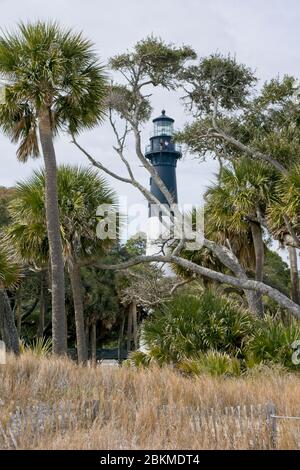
[118,312,126,363]
[131,300,138,350]
[37,271,47,338]
[0,288,20,355]
[127,305,133,353]
[0,289,6,344]
[38,106,66,355]
[250,221,265,318]
[85,324,90,359]
[91,320,97,364]
[288,246,300,304]
[64,307,69,354]
[67,253,87,363]
[15,288,22,335]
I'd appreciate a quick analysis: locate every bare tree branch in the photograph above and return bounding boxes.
[72,134,171,214]
[210,96,287,174]
[72,135,132,184]
[94,253,300,319]
[170,276,195,295]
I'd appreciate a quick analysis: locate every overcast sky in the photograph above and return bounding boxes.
[0,0,300,241]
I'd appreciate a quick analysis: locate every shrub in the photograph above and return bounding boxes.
[245,316,300,369]
[128,350,151,367]
[134,291,300,375]
[142,291,256,363]
[178,351,242,377]
[20,337,52,357]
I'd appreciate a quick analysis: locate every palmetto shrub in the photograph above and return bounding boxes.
[129,292,300,374]
[141,291,256,363]
[245,316,300,369]
[126,350,151,368]
[178,351,242,377]
[19,337,52,357]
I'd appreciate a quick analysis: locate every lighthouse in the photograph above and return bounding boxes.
[145,110,182,253]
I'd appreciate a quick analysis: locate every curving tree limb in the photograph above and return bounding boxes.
[94,254,300,319]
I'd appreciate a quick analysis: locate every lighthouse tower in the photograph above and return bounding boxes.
[145,110,181,253]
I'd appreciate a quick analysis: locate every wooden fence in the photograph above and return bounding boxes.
[1,401,300,449]
[158,402,300,449]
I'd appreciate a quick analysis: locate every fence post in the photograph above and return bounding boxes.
[266,403,277,449]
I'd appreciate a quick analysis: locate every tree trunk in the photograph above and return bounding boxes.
[131,301,138,350]
[127,305,133,353]
[65,305,69,351]
[67,253,87,363]
[288,245,300,304]
[91,320,97,365]
[250,222,265,318]
[0,289,20,355]
[37,271,47,339]
[38,107,66,355]
[15,288,22,335]
[0,290,7,344]
[85,324,90,360]
[118,312,126,363]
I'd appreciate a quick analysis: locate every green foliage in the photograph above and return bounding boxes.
[0,189,21,289]
[0,187,15,228]
[245,317,300,369]
[81,264,121,339]
[128,350,151,368]
[108,37,195,127]
[0,240,20,288]
[107,84,151,123]
[135,291,300,375]
[205,159,277,232]
[175,159,280,285]
[178,352,242,377]
[8,165,117,263]
[244,75,300,169]
[0,21,107,160]
[124,234,146,257]
[263,248,291,296]
[180,53,256,113]
[20,336,52,357]
[255,75,298,108]
[267,164,300,240]
[110,36,196,90]
[175,117,221,160]
[203,158,278,271]
[178,73,300,170]
[142,291,256,363]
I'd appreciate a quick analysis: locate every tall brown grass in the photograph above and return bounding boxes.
[0,353,300,449]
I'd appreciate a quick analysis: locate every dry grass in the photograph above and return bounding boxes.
[1,353,300,449]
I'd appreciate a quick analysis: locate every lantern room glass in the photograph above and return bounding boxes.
[153,120,174,136]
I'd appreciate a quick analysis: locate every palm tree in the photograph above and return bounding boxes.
[204,158,278,317]
[8,165,117,363]
[0,22,107,354]
[267,164,300,304]
[0,240,20,354]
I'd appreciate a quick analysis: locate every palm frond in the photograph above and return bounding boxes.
[0,21,108,159]
[8,165,118,264]
[0,239,21,288]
